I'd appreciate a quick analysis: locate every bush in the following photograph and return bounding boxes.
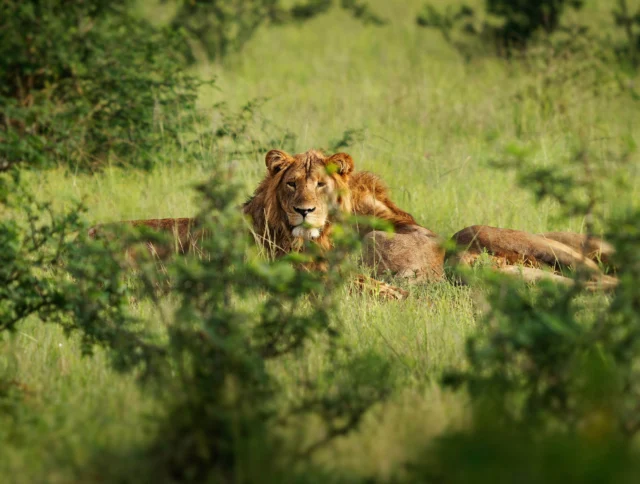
[416,0,585,58]
[486,0,584,49]
[0,165,163,373]
[399,141,640,482]
[406,422,640,484]
[167,0,385,62]
[416,0,640,71]
[0,0,208,171]
[0,0,385,172]
[613,0,640,68]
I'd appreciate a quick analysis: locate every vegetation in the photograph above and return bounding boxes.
[417,0,640,64]
[167,0,385,62]
[2,0,640,482]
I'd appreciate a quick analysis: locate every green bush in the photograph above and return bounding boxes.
[614,0,640,68]
[399,141,640,482]
[0,0,208,171]
[416,0,584,57]
[166,0,385,62]
[0,165,162,373]
[416,0,640,69]
[0,0,385,172]
[486,0,584,48]
[407,422,640,484]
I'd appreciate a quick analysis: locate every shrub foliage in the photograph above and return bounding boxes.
[0,0,212,171]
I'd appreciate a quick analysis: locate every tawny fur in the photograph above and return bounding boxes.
[452,225,600,272]
[538,231,615,265]
[242,150,422,252]
[450,225,618,290]
[348,171,418,230]
[88,217,206,262]
[497,266,618,291]
[242,149,353,256]
[362,225,445,282]
[242,149,444,285]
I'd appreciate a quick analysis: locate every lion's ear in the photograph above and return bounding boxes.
[265,149,292,176]
[327,153,354,176]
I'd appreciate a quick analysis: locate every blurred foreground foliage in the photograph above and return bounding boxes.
[5,142,640,482]
[1,163,396,482]
[401,139,640,482]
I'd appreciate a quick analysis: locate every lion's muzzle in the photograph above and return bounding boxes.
[292,226,322,240]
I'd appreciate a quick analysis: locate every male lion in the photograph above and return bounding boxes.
[241,149,445,294]
[242,149,431,254]
[88,149,447,299]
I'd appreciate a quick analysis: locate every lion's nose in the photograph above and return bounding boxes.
[294,207,316,218]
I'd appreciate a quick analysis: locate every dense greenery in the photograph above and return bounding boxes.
[614,0,640,67]
[417,0,640,65]
[417,0,584,54]
[168,0,385,62]
[0,0,384,172]
[0,0,212,171]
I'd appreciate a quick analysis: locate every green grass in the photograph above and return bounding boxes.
[3,0,640,481]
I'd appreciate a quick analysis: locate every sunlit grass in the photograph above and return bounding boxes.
[2,0,640,480]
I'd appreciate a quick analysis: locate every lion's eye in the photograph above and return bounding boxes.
[286,181,296,189]
[317,182,326,188]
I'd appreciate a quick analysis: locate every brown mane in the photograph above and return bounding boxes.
[242,149,421,257]
[242,149,353,256]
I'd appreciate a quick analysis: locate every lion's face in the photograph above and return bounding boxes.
[265,149,353,240]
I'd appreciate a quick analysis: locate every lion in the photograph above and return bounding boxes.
[361,225,445,282]
[241,148,448,296]
[87,149,617,295]
[538,231,615,266]
[450,225,617,290]
[242,149,421,255]
[87,149,444,299]
[88,217,206,264]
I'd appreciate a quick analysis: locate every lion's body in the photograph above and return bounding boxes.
[451,225,616,290]
[348,171,417,231]
[362,225,445,282]
[538,231,615,265]
[87,149,617,294]
[88,217,206,262]
[452,225,600,272]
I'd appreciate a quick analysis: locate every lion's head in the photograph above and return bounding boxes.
[243,149,354,253]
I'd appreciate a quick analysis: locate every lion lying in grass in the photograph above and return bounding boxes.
[451,225,617,290]
[87,217,204,260]
[89,149,616,295]
[89,149,443,299]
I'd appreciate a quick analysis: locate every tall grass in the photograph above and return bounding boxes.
[2,0,639,481]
